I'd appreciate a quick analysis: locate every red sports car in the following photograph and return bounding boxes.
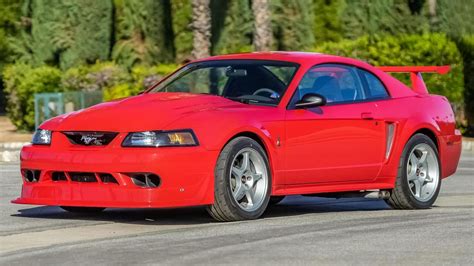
[13,52,462,221]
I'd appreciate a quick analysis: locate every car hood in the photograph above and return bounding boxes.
[42,93,244,132]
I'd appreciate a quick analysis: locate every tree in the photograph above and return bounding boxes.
[313,0,345,43]
[342,0,428,40]
[211,0,253,54]
[437,0,474,38]
[0,0,21,113]
[172,0,193,62]
[272,0,315,51]
[191,0,211,59]
[252,0,273,51]
[112,0,175,68]
[14,0,113,70]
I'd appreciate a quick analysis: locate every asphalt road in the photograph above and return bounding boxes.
[1,151,473,265]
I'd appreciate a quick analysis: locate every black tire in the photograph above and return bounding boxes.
[60,206,106,213]
[269,196,285,205]
[206,137,272,222]
[385,133,441,209]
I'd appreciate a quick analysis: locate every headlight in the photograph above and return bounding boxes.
[122,130,198,147]
[32,129,52,145]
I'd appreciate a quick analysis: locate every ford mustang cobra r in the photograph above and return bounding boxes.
[13,52,462,221]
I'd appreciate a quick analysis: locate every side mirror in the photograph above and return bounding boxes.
[294,93,326,109]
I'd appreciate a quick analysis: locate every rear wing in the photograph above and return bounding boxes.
[376,66,450,94]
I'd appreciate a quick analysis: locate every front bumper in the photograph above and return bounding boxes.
[12,144,219,208]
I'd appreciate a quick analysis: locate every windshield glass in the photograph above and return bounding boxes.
[149,60,299,105]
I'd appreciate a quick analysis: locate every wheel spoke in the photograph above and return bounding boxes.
[407,171,417,181]
[413,180,422,198]
[252,173,263,183]
[418,150,428,164]
[246,190,254,207]
[232,181,246,201]
[232,166,244,179]
[409,154,419,167]
[241,152,250,172]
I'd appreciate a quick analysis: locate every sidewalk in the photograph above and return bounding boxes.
[0,116,31,162]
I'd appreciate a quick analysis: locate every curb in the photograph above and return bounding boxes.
[462,138,474,152]
[1,139,473,163]
[0,142,29,163]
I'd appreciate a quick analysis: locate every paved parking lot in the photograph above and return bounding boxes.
[1,150,473,265]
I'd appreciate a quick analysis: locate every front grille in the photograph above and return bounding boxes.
[63,131,117,146]
[49,171,119,184]
[69,172,97,182]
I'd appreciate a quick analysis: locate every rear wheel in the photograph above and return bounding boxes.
[386,133,441,209]
[206,137,271,221]
[60,206,106,213]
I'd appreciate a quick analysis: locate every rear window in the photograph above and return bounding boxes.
[359,69,389,99]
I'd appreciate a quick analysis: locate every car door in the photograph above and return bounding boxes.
[284,64,386,184]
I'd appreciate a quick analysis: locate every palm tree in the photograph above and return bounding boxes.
[191,0,211,59]
[428,0,438,28]
[251,0,272,51]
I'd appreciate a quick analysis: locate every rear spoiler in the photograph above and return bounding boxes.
[376,66,450,94]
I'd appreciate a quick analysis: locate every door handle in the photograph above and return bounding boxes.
[361,112,374,120]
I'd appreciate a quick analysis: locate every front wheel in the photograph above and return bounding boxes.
[385,133,441,209]
[206,137,271,222]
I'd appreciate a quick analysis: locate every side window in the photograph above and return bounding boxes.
[359,69,389,99]
[293,64,364,104]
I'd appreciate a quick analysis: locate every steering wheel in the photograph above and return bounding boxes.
[253,88,280,99]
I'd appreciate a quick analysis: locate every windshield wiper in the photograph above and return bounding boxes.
[224,95,276,105]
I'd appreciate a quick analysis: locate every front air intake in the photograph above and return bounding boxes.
[52,172,67,181]
[98,173,119,184]
[69,172,97,183]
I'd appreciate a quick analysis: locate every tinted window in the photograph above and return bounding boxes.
[150,60,298,106]
[293,64,365,104]
[359,69,389,99]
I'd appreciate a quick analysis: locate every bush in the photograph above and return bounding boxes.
[313,34,464,103]
[3,62,179,130]
[104,64,178,100]
[456,35,474,135]
[3,64,62,130]
[63,62,130,96]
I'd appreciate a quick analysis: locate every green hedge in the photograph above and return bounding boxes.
[313,34,464,103]
[456,35,474,135]
[3,62,178,131]
[3,64,62,131]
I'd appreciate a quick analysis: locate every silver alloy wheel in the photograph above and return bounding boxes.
[406,143,440,202]
[230,147,268,212]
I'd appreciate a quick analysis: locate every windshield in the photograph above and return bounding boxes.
[149,60,299,105]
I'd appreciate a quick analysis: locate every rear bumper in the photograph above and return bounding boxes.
[439,130,462,178]
[12,145,219,208]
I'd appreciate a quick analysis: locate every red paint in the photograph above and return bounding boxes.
[377,65,451,94]
[13,52,461,208]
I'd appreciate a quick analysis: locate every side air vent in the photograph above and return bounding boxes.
[385,123,396,159]
[23,169,41,182]
[128,173,161,188]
